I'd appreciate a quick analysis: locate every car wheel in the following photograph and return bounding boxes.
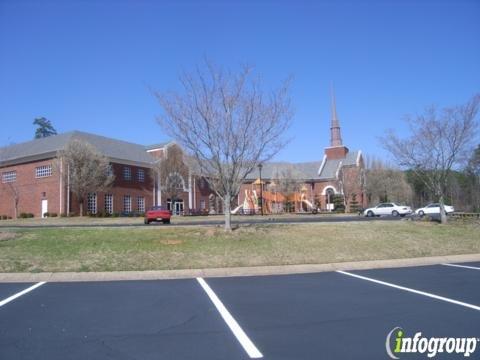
[163,219,171,224]
[144,219,150,225]
[392,210,399,217]
[367,210,374,217]
[418,210,424,217]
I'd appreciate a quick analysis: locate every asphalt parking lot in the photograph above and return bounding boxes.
[1,262,479,359]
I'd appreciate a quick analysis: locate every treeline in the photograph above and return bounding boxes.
[365,144,480,211]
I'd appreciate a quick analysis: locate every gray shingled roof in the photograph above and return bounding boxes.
[0,131,156,166]
[245,150,359,181]
[318,151,359,179]
[145,141,172,151]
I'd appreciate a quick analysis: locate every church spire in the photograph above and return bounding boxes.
[330,85,343,147]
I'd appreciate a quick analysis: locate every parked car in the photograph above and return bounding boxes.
[415,203,454,217]
[144,206,172,224]
[363,203,413,217]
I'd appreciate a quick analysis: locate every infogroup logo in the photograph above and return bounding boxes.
[385,327,479,359]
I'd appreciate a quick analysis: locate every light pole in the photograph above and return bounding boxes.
[258,163,263,216]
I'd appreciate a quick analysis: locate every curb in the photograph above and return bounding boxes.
[1,253,479,283]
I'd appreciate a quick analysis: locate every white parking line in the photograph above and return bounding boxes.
[337,270,480,311]
[0,282,46,308]
[442,263,480,271]
[196,277,263,359]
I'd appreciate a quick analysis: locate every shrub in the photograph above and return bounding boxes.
[50,212,58,217]
[0,215,7,220]
[333,195,345,213]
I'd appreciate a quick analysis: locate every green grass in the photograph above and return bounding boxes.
[0,221,479,272]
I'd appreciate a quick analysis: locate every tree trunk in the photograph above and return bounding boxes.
[439,195,447,224]
[79,202,84,217]
[224,194,232,232]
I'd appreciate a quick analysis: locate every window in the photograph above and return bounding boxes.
[87,193,97,214]
[166,173,184,190]
[123,167,132,181]
[2,171,16,183]
[36,165,52,178]
[123,195,132,213]
[137,196,145,212]
[137,169,145,182]
[200,199,206,210]
[107,164,114,177]
[105,194,113,214]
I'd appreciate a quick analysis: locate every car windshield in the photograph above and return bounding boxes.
[150,206,167,211]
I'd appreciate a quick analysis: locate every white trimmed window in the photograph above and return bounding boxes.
[123,166,132,181]
[105,194,113,214]
[35,165,52,178]
[87,193,97,214]
[137,196,145,212]
[137,169,145,182]
[107,164,114,177]
[2,171,16,183]
[123,195,132,213]
[200,199,206,210]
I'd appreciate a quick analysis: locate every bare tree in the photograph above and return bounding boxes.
[6,183,20,219]
[155,144,190,206]
[60,140,114,216]
[273,166,303,212]
[155,61,292,230]
[365,166,413,206]
[339,166,365,211]
[381,94,479,223]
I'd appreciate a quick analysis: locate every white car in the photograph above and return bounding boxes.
[364,203,413,217]
[415,203,454,217]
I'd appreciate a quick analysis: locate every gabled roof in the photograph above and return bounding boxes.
[0,131,156,167]
[145,141,173,151]
[318,150,360,179]
[244,150,360,181]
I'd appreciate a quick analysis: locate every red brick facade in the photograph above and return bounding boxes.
[0,158,156,218]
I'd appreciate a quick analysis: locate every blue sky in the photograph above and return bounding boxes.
[1,0,479,162]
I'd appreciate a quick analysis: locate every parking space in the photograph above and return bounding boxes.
[0,280,248,360]
[351,264,480,306]
[0,282,36,301]
[0,263,479,359]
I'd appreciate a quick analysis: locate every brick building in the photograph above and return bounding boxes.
[0,131,221,218]
[237,92,366,213]
[0,94,365,218]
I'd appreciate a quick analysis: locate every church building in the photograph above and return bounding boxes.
[237,92,366,214]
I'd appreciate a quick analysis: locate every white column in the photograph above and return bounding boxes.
[66,164,70,216]
[193,177,196,210]
[188,173,193,210]
[59,157,63,215]
[157,170,162,206]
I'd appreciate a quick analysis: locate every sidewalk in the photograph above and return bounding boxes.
[1,253,479,283]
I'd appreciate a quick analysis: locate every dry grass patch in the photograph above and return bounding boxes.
[0,221,478,272]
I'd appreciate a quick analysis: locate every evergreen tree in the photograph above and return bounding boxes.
[333,194,345,213]
[349,193,360,213]
[33,117,57,138]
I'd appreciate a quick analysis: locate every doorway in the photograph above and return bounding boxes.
[41,199,48,218]
[174,200,184,215]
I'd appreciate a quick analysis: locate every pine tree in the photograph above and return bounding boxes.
[34,117,57,138]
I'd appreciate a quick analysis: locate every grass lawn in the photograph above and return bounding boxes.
[0,212,352,227]
[0,221,479,273]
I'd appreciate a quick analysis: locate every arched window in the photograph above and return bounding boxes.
[166,172,186,191]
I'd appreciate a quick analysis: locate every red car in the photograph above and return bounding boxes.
[144,206,172,224]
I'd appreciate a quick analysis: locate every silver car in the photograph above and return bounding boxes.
[364,203,413,217]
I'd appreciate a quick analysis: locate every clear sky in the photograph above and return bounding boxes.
[1,0,479,162]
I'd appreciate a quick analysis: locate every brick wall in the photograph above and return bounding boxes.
[324,146,349,160]
[0,158,61,218]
